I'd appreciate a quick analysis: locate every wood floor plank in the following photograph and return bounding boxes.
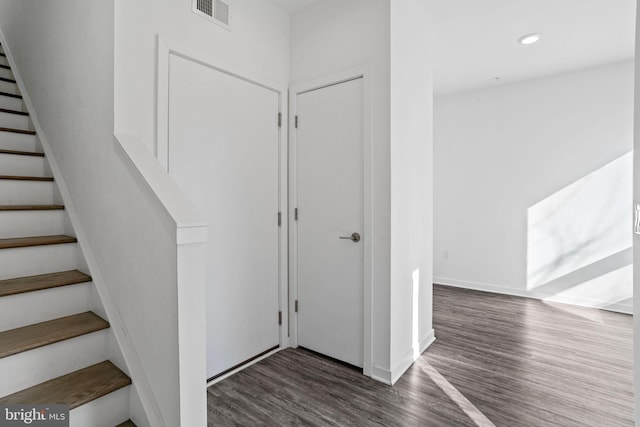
[0,312,108,358]
[0,235,76,250]
[0,270,91,298]
[0,361,130,409]
[207,285,633,426]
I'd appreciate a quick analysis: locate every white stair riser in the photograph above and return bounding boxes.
[0,130,35,151]
[0,283,91,331]
[0,330,108,396]
[0,68,13,81]
[0,243,77,280]
[0,111,30,130]
[0,57,9,67]
[0,209,64,238]
[0,95,25,113]
[70,385,130,427]
[0,153,46,176]
[0,180,53,205]
[0,80,19,96]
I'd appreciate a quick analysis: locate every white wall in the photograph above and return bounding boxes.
[0,1,208,425]
[113,0,290,420]
[435,61,634,313]
[632,1,640,423]
[291,0,392,378]
[115,0,290,154]
[389,0,434,383]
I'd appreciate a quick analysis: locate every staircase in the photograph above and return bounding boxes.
[0,44,136,426]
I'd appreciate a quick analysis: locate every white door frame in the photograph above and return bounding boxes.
[289,66,373,376]
[156,35,290,352]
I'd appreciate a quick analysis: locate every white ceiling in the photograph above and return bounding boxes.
[269,0,319,14]
[267,0,635,94]
[433,0,636,95]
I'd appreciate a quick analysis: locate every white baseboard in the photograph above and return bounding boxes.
[434,277,633,315]
[419,329,436,354]
[390,348,414,385]
[370,365,392,385]
[371,329,437,386]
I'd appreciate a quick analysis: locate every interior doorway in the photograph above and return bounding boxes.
[292,76,365,368]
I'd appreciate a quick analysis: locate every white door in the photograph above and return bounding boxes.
[168,54,281,379]
[295,78,364,367]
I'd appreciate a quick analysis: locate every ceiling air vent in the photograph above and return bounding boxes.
[193,0,231,29]
[196,0,213,17]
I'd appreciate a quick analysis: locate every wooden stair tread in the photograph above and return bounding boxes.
[0,175,53,181]
[0,148,44,157]
[0,270,91,298]
[0,127,34,135]
[0,91,21,99]
[0,107,28,116]
[0,312,109,358]
[0,204,63,211]
[0,235,76,250]
[116,421,137,427]
[0,361,130,409]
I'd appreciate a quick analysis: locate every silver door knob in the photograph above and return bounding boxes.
[339,232,361,243]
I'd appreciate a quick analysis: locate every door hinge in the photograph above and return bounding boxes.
[278,311,282,325]
[278,112,282,128]
[295,300,298,313]
[294,208,298,221]
[278,212,282,226]
[295,115,298,128]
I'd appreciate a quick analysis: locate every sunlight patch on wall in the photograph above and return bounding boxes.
[527,152,632,300]
[543,264,632,309]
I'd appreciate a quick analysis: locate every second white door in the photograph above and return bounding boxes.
[168,54,281,379]
[295,77,364,367]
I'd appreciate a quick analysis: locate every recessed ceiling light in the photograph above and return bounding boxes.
[518,33,542,45]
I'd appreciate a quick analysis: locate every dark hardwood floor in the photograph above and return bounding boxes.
[207,285,633,426]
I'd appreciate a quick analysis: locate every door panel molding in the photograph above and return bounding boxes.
[289,66,373,376]
[157,35,286,171]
